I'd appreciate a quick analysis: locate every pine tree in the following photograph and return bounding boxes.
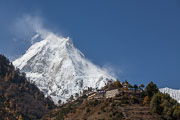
[145,81,159,98]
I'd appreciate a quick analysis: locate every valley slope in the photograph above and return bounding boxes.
[0,55,54,120]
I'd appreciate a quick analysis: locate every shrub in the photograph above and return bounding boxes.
[116,112,123,119]
[89,99,99,107]
[101,106,106,112]
[150,92,180,120]
[86,108,91,113]
[150,93,163,114]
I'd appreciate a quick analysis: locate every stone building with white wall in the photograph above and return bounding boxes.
[105,89,119,98]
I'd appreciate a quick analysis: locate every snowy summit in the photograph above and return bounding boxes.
[13,32,115,104]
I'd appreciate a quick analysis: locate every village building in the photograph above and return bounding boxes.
[121,87,143,94]
[122,82,129,88]
[86,80,144,100]
[94,93,104,99]
[87,92,96,100]
[87,90,105,100]
[134,89,143,93]
[105,89,119,98]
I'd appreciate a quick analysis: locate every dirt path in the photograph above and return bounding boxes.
[118,105,162,120]
[119,107,128,120]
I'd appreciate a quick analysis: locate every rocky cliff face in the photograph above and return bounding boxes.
[13,33,115,103]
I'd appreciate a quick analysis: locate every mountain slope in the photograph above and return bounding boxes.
[0,55,54,120]
[41,86,163,120]
[160,87,180,103]
[13,33,115,104]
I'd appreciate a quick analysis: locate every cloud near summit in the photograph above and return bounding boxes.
[11,14,120,80]
[12,15,50,44]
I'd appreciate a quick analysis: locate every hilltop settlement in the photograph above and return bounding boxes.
[43,80,180,120]
[85,80,143,101]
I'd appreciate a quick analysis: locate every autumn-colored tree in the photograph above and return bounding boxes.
[18,115,23,120]
[4,73,9,82]
[5,117,10,120]
[46,104,49,110]
[9,99,14,109]
[0,55,55,119]
[34,92,39,100]
[143,96,149,105]
[11,70,15,79]
[114,80,122,88]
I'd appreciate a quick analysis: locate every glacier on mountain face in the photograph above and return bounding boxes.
[13,33,116,104]
[160,87,180,103]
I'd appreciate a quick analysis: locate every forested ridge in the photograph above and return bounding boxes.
[0,55,55,120]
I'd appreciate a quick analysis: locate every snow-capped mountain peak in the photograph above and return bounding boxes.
[13,33,116,104]
[160,87,180,103]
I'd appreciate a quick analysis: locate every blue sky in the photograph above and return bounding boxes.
[0,0,180,89]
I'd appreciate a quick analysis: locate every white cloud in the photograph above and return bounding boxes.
[11,14,122,80]
[30,34,40,44]
[12,14,50,44]
[102,63,124,80]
